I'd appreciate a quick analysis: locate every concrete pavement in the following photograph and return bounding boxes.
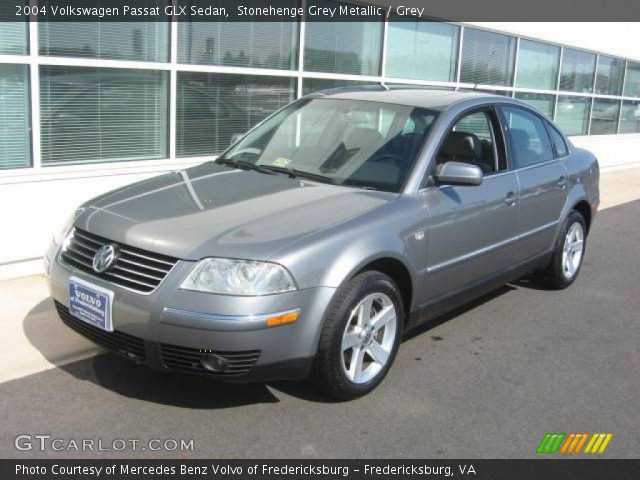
[598,166,640,209]
[0,275,98,384]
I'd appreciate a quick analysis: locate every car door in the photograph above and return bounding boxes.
[421,107,519,303]
[498,106,569,264]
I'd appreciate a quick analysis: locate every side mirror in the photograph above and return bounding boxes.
[435,161,483,186]
[435,162,483,185]
[230,133,245,145]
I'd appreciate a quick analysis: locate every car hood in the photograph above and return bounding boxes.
[75,163,396,261]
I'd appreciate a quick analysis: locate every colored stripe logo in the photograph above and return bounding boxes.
[537,433,613,454]
[583,433,613,454]
[537,433,566,453]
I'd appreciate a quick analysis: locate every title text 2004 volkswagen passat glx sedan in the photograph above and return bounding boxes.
[46,87,599,399]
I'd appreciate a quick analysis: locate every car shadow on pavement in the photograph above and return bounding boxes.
[22,277,543,407]
[70,354,283,409]
[273,284,527,402]
[401,284,517,343]
[22,298,288,408]
[510,273,552,291]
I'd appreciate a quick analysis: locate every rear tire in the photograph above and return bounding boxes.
[536,210,587,290]
[313,271,404,400]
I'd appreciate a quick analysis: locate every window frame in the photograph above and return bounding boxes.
[385,16,460,82]
[0,21,29,56]
[0,63,32,170]
[460,28,517,87]
[39,65,170,167]
[38,21,170,63]
[176,71,297,158]
[497,104,557,171]
[177,18,298,70]
[619,100,640,134]
[302,0,385,76]
[595,55,625,96]
[559,47,597,94]
[513,92,556,119]
[3,20,640,174]
[589,97,622,136]
[555,95,592,136]
[422,104,509,189]
[515,38,561,91]
[446,109,501,173]
[543,121,571,159]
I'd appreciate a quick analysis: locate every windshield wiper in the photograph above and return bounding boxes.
[216,158,337,185]
[259,165,337,185]
[215,158,275,175]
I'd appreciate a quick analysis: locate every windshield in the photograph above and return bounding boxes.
[221,98,438,192]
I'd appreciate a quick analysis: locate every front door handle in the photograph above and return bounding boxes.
[504,191,517,206]
[557,176,568,189]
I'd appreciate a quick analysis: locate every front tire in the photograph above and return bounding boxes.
[313,271,404,400]
[537,210,587,289]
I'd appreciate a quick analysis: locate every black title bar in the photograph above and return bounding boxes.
[1,459,639,480]
[3,0,640,22]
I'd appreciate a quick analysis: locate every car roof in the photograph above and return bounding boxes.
[304,85,509,111]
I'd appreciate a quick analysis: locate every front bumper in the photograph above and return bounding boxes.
[47,249,336,382]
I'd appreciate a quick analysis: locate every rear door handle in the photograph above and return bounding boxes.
[557,176,568,189]
[504,191,517,206]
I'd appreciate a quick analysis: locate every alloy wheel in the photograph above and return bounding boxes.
[562,222,585,279]
[340,292,397,384]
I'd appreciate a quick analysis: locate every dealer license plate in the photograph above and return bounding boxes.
[68,277,114,332]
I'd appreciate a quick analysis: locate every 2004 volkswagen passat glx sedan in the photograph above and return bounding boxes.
[46,87,599,399]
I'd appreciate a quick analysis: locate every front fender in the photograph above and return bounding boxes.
[269,197,425,307]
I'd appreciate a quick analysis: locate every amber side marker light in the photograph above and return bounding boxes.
[266,309,300,327]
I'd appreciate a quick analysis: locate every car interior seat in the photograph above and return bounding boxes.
[509,128,539,167]
[437,131,493,173]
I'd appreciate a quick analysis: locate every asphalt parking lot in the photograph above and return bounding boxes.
[1,200,638,459]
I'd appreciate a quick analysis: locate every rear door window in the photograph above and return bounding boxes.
[546,122,569,158]
[501,106,555,168]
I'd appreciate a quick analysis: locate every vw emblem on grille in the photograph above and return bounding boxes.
[93,244,118,273]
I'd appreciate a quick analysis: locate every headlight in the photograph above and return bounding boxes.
[180,258,298,296]
[53,207,85,245]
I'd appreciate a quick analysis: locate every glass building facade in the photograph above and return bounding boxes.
[1,6,640,171]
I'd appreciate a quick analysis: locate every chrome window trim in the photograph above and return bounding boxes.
[513,158,560,173]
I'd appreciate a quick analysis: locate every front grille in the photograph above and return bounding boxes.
[60,228,179,293]
[55,302,146,360]
[160,343,261,377]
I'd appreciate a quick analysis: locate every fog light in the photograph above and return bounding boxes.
[200,354,228,372]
